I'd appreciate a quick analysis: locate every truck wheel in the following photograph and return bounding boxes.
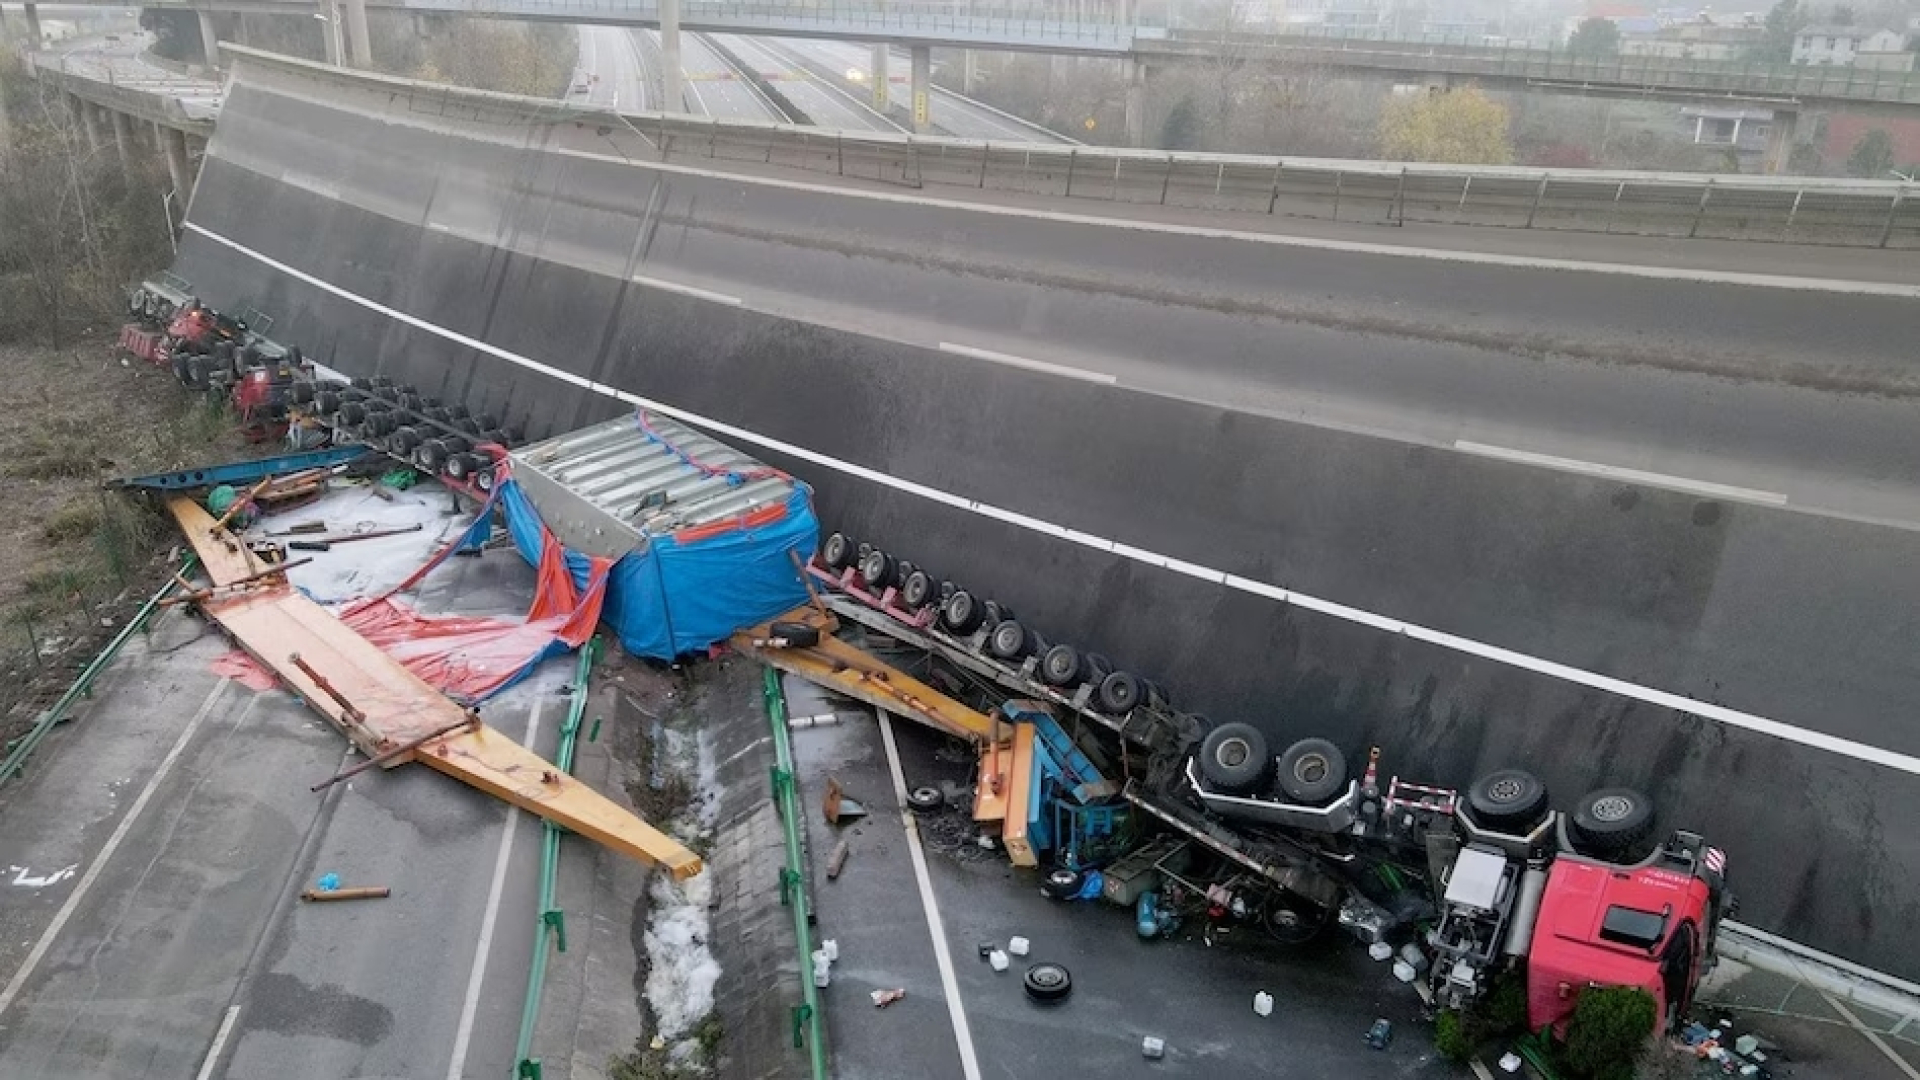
[1261,895,1327,946]
[1023,963,1072,1002]
[416,439,450,472]
[1276,738,1346,805]
[982,600,1007,628]
[1096,671,1142,715]
[446,452,477,480]
[183,355,209,389]
[1570,788,1655,856]
[906,786,943,812]
[1466,769,1550,833]
[1040,644,1083,687]
[388,427,421,456]
[899,570,934,611]
[337,401,367,426]
[938,579,958,602]
[821,532,855,570]
[989,620,1035,661]
[313,389,341,414]
[1199,722,1269,792]
[941,590,985,635]
[859,548,898,591]
[1084,652,1114,683]
[474,467,495,493]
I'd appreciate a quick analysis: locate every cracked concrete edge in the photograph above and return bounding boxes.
[1714,925,1920,1031]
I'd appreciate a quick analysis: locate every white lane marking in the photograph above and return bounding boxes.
[630,273,742,306]
[1454,441,1790,506]
[0,679,233,1019]
[193,1005,242,1080]
[1820,989,1920,1080]
[224,78,1916,297]
[178,222,1920,778]
[939,341,1117,385]
[877,711,983,1080]
[445,699,544,1080]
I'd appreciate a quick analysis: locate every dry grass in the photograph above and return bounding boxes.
[0,332,256,732]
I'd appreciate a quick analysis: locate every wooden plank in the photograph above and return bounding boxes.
[973,736,1011,825]
[734,610,1004,744]
[167,495,262,587]
[196,584,703,878]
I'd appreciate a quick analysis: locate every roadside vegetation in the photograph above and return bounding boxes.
[217,11,577,97]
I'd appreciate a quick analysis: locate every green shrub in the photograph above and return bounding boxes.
[1434,1009,1475,1062]
[1561,986,1657,1079]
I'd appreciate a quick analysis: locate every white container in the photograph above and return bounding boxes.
[1368,942,1394,962]
[1141,1036,1166,1060]
[812,959,831,988]
[822,939,839,962]
[1399,943,1424,967]
[1008,936,1030,957]
[1252,990,1274,1017]
[989,949,1010,972]
[1391,960,1418,983]
[811,949,830,969]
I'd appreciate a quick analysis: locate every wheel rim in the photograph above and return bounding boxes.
[1295,753,1329,784]
[1591,794,1635,822]
[1489,776,1524,803]
[1030,967,1065,988]
[1216,737,1250,768]
[994,625,1019,652]
[1047,652,1072,679]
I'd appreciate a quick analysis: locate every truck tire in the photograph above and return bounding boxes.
[183,355,209,390]
[906,786,943,812]
[1040,867,1084,900]
[1276,738,1347,805]
[1022,963,1072,1002]
[1084,652,1114,683]
[289,379,316,404]
[941,590,985,635]
[821,532,855,570]
[445,403,471,422]
[1199,722,1269,792]
[416,439,450,473]
[1040,644,1083,687]
[859,548,898,592]
[388,427,422,456]
[938,579,958,602]
[337,401,367,426]
[313,389,342,414]
[1466,769,1551,833]
[899,570,934,611]
[474,466,495,493]
[1570,788,1656,856]
[1261,894,1327,946]
[989,620,1036,661]
[1096,671,1142,715]
[445,452,478,481]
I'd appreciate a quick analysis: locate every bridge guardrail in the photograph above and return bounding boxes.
[190,46,1920,251]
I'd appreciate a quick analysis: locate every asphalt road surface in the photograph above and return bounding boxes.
[714,33,897,132]
[774,36,1072,142]
[0,488,560,1079]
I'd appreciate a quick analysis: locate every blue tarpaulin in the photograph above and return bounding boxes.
[493,473,819,660]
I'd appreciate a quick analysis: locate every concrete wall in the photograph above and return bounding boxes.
[172,63,1920,978]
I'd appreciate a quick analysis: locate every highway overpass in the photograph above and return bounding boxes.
[17,0,1920,156]
[156,48,1920,984]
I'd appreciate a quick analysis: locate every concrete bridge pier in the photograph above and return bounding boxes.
[870,43,890,113]
[163,126,193,206]
[1763,109,1798,175]
[962,49,977,94]
[343,0,370,68]
[108,108,132,168]
[660,0,682,111]
[197,9,220,68]
[910,45,930,133]
[22,2,42,49]
[318,0,344,65]
[1123,57,1145,147]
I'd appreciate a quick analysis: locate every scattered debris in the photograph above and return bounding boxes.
[1141,1036,1166,1060]
[989,949,1010,972]
[752,621,821,649]
[823,777,867,825]
[871,988,906,1008]
[301,885,390,902]
[827,838,851,880]
[1497,1051,1523,1073]
[906,785,944,812]
[1008,935,1030,957]
[1365,1018,1393,1050]
[1253,990,1274,1017]
[1022,962,1073,1002]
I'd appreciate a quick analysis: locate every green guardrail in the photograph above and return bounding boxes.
[513,638,597,1080]
[763,666,830,1080]
[0,553,202,788]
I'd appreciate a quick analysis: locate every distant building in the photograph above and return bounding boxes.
[1680,106,1772,148]
[1792,24,1869,65]
[1853,29,1915,71]
[1620,16,1765,60]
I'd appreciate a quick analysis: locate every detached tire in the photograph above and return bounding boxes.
[1198,722,1269,792]
[941,590,985,635]
[1096,671,1142,715]
[1023,963,1072,1002]
[1040,868,1084,900]
[1040,644,1083,687]
[821,532,855,570]
[1466,769,1551,833]
[769,621,820,648]
[906,786,944,813]
[1275,738,1347,805]
[1570,788,1656,856]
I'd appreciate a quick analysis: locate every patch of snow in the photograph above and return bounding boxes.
[642,726,724,1050]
